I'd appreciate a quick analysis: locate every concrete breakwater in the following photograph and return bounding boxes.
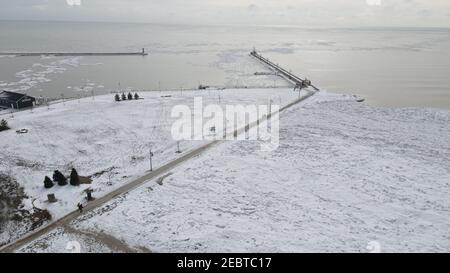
[0,49,148,57]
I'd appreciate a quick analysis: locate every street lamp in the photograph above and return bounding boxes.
[149,147,154,171]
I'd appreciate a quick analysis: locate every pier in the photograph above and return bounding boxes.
[0,48,148,57]
[250,50,319,91]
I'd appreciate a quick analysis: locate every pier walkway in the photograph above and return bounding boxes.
[0,48,148,57]
[250,50,319,91]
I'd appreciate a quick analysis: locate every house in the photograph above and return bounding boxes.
[0,91,36,109]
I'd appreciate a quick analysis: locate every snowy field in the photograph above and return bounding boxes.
[18,91,450,253]
[0,87,300,246]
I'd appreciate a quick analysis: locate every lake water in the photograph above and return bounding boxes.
[1,21,450,109]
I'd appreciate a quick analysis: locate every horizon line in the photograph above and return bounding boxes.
[1,19,450,30]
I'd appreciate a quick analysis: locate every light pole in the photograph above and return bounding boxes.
[149,147,154,171]
[176,141,181,154]
[269,99,273,118]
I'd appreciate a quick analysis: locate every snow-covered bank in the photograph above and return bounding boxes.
[0,88,300,246]
[18,91,450,253]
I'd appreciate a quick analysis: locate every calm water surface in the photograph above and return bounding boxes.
[1,21,450,109]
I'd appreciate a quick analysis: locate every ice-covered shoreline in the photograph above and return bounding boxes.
[7,89,449,253]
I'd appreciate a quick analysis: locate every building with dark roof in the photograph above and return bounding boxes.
[0,91,36,109]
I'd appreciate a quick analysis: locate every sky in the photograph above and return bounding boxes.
[0,0,449,27]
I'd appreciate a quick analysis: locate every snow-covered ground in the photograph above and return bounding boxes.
[0,87,300,246]
[18,91,450,253]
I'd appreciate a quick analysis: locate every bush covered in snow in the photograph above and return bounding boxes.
[70,168,80,186]
[43,176,54,189]
[114,92,140,102]
[0,119,9,132]
[53,170,67,186]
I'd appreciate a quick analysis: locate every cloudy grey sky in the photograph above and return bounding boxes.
[0,0,449,27]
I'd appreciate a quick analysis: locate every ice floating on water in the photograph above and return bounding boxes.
[2,57,104,93]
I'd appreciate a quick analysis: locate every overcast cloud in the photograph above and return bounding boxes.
[0,0,449,27]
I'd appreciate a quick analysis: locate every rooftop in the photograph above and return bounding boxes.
[0,91,35,102]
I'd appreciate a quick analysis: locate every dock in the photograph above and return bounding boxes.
[0,48,148,57]
[250,50,319,91]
